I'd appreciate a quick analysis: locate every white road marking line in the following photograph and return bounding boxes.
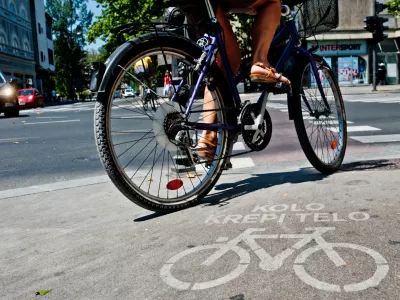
[195,156,255,171]
[309,120,354,124]
[0,136,40,142]
[113,114,145,117]
[233,142,246,151]
[267,104,288,109]
[23,119,80,125]
[36,116,67,119]
[121,116,151,119]
[230,157,255,169]
[351,134,400,144]
[330,126,380,133]
[113,130,153,134]
[344,98,400,103]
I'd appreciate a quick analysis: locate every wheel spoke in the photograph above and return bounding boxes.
[297,63,346,170]
[95,48,229,207]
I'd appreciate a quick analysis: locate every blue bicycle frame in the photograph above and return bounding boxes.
[180,11,330,132]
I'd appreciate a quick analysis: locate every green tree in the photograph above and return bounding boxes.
[387,0,400,16]
[229,14,254,59]
[87,0,167,55]
[46,0,93,98]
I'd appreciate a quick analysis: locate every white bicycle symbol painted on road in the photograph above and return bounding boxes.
[160,227,389,292]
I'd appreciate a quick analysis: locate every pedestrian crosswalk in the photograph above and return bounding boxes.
[23,102,96,114]
[22,93,400,116]
[19,95,400,169]
[343,98,400,104]
[267,101,400,146]
[22,99,155,114]
[268,95,400,104]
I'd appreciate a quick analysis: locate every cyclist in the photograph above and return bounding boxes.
[173,0,290,160]
[133,56,154,98]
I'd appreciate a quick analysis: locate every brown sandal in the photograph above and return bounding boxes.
[196,139,217,161]
[250,62,291,85]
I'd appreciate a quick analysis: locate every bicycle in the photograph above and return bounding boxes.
[160,227,389,292]
[91,0,347,212]
[142,84,158,111]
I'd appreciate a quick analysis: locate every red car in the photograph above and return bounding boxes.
[17,88,44,109]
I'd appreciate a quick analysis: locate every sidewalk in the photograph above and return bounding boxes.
[339,83,400,95]
[2,154,400,299]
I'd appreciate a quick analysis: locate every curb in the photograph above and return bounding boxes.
[0,175,110,200]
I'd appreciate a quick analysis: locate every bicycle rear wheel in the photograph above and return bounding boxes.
[293,56,347,174]
[95,34,235,212]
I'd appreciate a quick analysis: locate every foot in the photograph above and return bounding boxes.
[250,62,290,84]
[196,131,217,161]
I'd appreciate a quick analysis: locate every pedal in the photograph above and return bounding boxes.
[264,82,292,95]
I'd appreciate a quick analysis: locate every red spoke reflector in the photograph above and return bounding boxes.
[331,140,337,150]
[167,179,183,190]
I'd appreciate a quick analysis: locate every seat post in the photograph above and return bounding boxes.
[204,0,216,19]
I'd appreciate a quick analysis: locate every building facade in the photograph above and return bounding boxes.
[31,0,55,95]
[0,0,36,87]
[308,0,400,85]
[0,0,55,92]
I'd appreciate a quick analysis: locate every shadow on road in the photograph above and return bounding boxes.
[133,158,400,221]
[203,168,326,207]
[134,168,327,221]
[341,159,400,172]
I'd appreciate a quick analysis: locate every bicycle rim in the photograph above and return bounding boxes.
[296,62,346,170]
[100,48,229,205]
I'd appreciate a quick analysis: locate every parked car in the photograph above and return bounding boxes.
[0,70,20,117]
[123,88,135,98]
[17,88,44,109]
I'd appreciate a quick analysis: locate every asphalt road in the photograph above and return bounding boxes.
[1,92,400,191]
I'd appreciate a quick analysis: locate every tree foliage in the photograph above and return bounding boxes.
[229,14,254,59]
[387,0,400,16]
[85,46,108,64]
[46,0,93,95]
[87,0,167,55]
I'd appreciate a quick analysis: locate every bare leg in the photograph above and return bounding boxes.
[199,4,241,150]
[250,0,290,83]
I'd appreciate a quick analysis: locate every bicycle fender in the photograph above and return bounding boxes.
[97,39,137,94]
[97,32,199,94]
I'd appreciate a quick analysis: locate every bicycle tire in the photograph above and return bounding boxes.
[94,33,236,212]
[292,55,347,174]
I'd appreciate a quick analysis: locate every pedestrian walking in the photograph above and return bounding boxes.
[51,89,56,102]
[163,71,172,97]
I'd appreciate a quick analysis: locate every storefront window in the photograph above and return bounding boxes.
[308,40,369,85]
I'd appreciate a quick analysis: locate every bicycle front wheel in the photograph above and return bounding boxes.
[94,33,235,212]
[293,56,347,174]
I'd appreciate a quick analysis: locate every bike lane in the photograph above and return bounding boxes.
[155,165,400,299]
[1,164,400,299]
